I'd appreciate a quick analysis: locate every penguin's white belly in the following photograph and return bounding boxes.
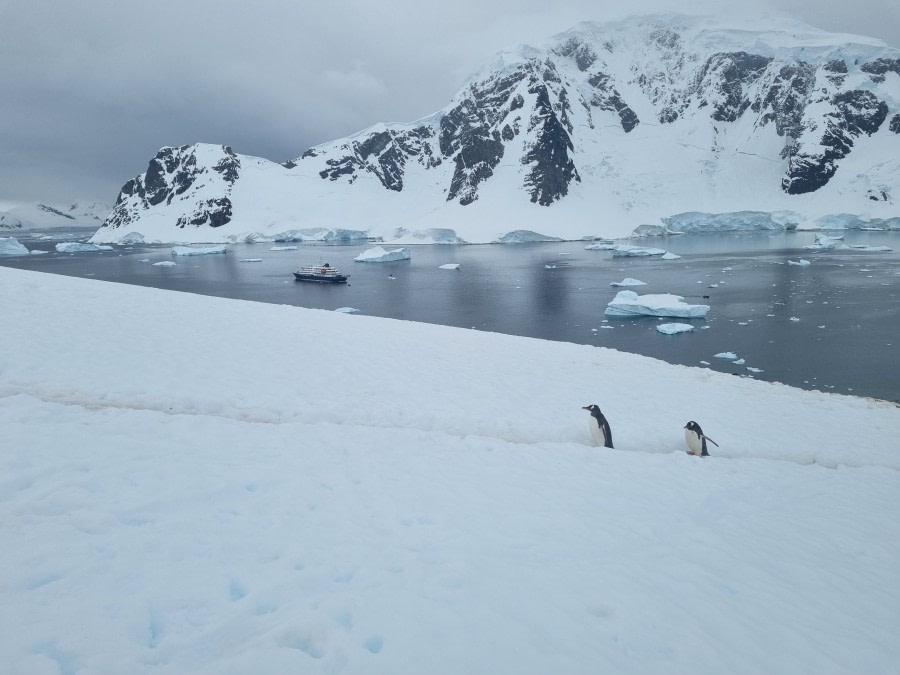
[589,419,608,447]
[685,428,703,455]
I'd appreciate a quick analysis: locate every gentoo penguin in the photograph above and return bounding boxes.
[582,405,614,448]
[684,421,719,456]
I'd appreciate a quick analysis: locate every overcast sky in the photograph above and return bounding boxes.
[2,0,898,208]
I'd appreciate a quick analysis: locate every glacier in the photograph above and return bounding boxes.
[87,14,900,246]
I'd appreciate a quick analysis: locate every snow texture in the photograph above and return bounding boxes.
[2,266,900,674]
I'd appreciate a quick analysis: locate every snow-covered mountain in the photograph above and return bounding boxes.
[91,14,900,245]
[1,200,112,230]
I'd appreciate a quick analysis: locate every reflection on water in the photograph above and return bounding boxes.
[3,228,898,402]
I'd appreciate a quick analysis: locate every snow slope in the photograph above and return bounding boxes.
[91,14,900,245]
[2,266,899,674]
[0,200,111,230]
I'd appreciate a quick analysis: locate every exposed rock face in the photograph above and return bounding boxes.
[108,145,240,230]
[97,15,900,241]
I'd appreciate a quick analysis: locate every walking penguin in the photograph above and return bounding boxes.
[582,405,614,448]
[684,421,719,456]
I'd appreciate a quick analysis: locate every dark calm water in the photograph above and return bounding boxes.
[4,227,899,402]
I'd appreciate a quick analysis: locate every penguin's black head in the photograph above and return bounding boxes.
[685,421,700,432]
[582,404,600,414]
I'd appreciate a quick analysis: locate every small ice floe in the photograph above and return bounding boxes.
[661,251,681,260]
[55,242,112,253]
[746,367,764,373]
[610,278,647,287]
[334,307,359,313]
[804,234,845,250]
[611,244,667,257]
[849,245,892,252]
[355,246,411,263]
[439,263,460,270]
[584,241,616,250]
[656,323,694,335]
[605,291,709,318]
[700,360,711,365]
[733,358,746,365]
[171,245,227,256]
[722,267,733,272]
[714,352,738,359]
[153,261,176,267]
[139,258,151,263]
[238,258,263,262]
[789,317,800,322]
[0,237,29,255]
[270,245,298,251]
[544,264,558,269]
[788,259,810,266]
[30,249,49,255]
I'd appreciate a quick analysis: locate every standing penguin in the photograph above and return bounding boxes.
[582,405,614,448]
[684,421,719,456]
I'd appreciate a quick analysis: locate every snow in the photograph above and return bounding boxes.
[354,246,412,263]
[611,245,668,257]
[2,266,900,674]
[605,291,710,318]
[0,236,28,255]
[656,323,694,335]
[438,263,460,270]
[55,242,112,253]
[171,245,228,256]
[334,307,359,313]
[610,278,647,287]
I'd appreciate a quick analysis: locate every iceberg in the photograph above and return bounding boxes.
[153,261,176,267]
[610,278,647,287]
[605,291,709,318]
[612,245,667,257]
[496,230,564,244]
[55,242,112,253]
[0,237,29,256]
[661,211,799,233]
[171,245,227,256]
[661,252,681,260]
[656,323,694,335]
[439,263,460,270]
[355,246,411,263]
[714,352,738,359]
[788,259,811,266]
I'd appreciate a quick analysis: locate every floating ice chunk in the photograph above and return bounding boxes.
[439,263,460,270]
[612,245,667,257]
[610,278,647,287]
[238,258,262,262]
[544,264,558,269]
[661,252,681,260]
[733,358,746,365]
[804,234,846,250]
[153,261,176,267]
[656,323,694,335]
[699,360,711,365]
[849,245,892,252]
[55,242,112,253]
[714,352,738,359]
[30,249,49,255]
[171,245,227,256]
[355,246,411,263]
[0,237,29,255]
[584,241,616,250]
[605,291,709,318]
[334,307,359,313]
[746,367,764,373]
[789,317,800,322]
[270,245,298,251]
[788,259,811,266]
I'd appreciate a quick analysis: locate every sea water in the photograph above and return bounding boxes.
[3,228,898,402]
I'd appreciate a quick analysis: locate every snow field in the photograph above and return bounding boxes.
[2,266,900,673]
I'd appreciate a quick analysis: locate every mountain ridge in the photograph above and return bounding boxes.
[91,13,900,245]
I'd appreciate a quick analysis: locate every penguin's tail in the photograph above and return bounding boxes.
[702,434,719,447]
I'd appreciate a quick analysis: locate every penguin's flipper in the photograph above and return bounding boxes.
[702,434,719,447]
